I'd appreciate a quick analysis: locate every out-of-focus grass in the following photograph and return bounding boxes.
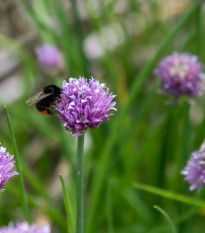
[0,0,205,233]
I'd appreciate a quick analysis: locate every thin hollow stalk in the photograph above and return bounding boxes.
[4,106,31,223]
[157,103,176,188]
[177,102,191,232]
[181,102,191,171]
[76,135,85,233]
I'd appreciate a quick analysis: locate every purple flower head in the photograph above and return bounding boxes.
[181,140,205,191]
[55,77,117,136]
[0,222,50,233]
[154,52,204,97]
[35,44,63,69]
[0,145,18,190]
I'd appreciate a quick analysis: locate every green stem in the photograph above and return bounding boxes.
[3,106,31,223]
[157,104,176,188]
[177,102,191,232]
[76,135,85,233]
[181,102,191,171]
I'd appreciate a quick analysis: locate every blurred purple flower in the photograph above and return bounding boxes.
[154,52,204,97]
[35,44,62,69]
[0,145,18,190]
[181,140,205,191]
[55,77,117,136]
[0,222,50,233]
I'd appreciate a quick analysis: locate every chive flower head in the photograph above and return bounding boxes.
[154,53,204,97]
[0,222,50,233]
[35,44,62,69]
[181,140,205,191]
[0,145,18,190]
[55,77,117,136]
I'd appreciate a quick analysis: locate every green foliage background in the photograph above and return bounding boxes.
[0,0,205,233]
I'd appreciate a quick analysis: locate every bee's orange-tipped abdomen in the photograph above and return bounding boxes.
[38,110,48,115]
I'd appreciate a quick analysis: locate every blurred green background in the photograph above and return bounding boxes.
[0,0,205,233]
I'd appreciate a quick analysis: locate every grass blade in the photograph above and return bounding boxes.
[154,205,177,233]
[4,106,31,223]
[133,182,205,209]
[59,174,75,233]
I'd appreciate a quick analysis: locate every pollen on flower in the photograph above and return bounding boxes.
[168,60,189,78]
[54,77,117,136]
[0,145,18,190]
[181,140,205,191]
[154,52,204,97]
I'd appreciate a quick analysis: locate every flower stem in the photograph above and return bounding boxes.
[76,135,84,233]
[179,102,191,171]
[156,105,175,188]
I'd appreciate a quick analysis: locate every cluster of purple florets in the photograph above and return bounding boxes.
[55,77,117,136]
[154,52,204,98]
[35,44,63,70]
[181,141,205,191]
[0,145,51,232]
[0,222,50,233]
[0,146,18,190]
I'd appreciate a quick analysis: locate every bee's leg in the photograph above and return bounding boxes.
[46,109,57,116]
[56,97,63,103]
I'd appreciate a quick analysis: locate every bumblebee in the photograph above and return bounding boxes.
[26,85,62,115]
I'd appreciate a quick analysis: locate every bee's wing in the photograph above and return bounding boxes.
[26,91,52,106]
